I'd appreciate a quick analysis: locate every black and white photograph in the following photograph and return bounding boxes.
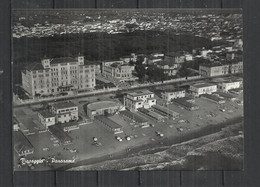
[12,9,243,171]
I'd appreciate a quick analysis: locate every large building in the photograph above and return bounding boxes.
[199,63,229,77]
[22,55,96,97]
[125,90,156,111]
[161,88,186,103]
[50,101,78,124]
[190,83,217,97]
[86,101,125,119]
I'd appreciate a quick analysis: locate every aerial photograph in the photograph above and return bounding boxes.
[12,9,243,171]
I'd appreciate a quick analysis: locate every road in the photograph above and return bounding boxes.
[14,74,242,108]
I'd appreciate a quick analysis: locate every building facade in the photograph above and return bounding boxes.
[86,101,125,119]
[190,83,217,97]
[230,61,243,74]
[22,55,96,97]
[156,61,179,76]
[125,90,157,111]
[102,60,136,81]
[161,89,186,103]
[38,110,56,128]
[199,64,229,77]
[218,81,241,92]
[50,101,79,124]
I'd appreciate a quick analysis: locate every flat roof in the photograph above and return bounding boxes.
[13,130,34,154]
[51,101,77,110]
[95,115,122,129]
[191,83,216,89]
[161,88,185,93]
[127,90,153,97]
[87,101,122,111]
[38,110,55,118]
[201,94,224,102]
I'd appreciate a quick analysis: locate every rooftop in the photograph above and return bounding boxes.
[50,57,78,64]
[13,130,34,154]
[165,51,189,57]
[87,101,123,111]
[48,125,73,143]
[161,88,185,93]
[95,115,122,129]
[38,110,55,118]
[127,90,154,97]
[191,83,217,89]
[51,101,77,110]
[26,63,44,71]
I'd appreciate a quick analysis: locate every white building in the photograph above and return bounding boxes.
[22,55,96,97]
[38,110,56,128]
[218,80,241,92]
[50,101,78,124]
[125,90,156,111]
[190,83,217,97]
[161,89,186,103]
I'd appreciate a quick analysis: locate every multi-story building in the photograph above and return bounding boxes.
[218,80,241,92]
[22,55,96,97]
[229,61,243,74]
[161,89,186,103]
[102,60,136,82]
[49,101,78,124]
[199,63,229,77]
[38,110,56,128]
[190,83,217,97]
[125,90,156,111]
[120,53,137,63]
[156,61,179,76]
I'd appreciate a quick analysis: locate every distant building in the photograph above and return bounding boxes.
[22,55,96,97]
[86,101,125,119]
[161,89,186,103]
[125,90,156,111]
[199,63,229,77]
[120,53,137,63]
[50,101,78,124]
[190,83,217,97]
[164,51,188,64]
[156,61,179,76]
[38,110,56,128]
[218,80,241,92]
[229,61,243,74]
[13,130,34,157]
[102,60,136,82]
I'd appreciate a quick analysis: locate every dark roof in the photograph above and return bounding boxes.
[191,83,217,89]
[50,57,77,64]
[13,130,34,154]
[48,125,73,143]
[51,101,77,110]
[165,51,188,57]
[120,110,148,123]
[95,115,122,129]
[161,88,185,93]
[157,60,174,66]
[38,110,55,118]
[26,63,44,71]
[201,94,225,102]
[173,98,199,109]
[59,121,78,128]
